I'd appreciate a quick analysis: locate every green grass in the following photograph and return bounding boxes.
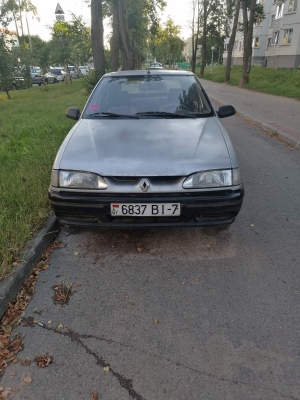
[0,81,88,278]
[197,65,300,99]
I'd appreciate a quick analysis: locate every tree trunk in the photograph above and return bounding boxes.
[17,0,25,43]
[5,89,11,100]
[200,1,207,76]
[12,12,20,40]
[91,0,105,76]
[225,0,241,82]
[191,0,196,72]
[118,0,135,70]
[110,0,119,71]
[239,0,256,86]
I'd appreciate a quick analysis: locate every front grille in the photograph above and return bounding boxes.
[110,176,183,184]
[59,190,233,198]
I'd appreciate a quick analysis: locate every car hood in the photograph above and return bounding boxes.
[58,118,232,176]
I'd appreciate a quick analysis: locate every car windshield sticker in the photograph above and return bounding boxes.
[90,104,99,111]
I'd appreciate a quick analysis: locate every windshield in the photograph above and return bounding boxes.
[83,75,214,118]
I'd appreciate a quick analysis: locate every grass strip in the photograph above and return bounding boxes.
[197,65,300,100]
[0,81,88,278]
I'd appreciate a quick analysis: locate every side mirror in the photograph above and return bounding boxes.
[217,105,236,118]
[66,107,81,120]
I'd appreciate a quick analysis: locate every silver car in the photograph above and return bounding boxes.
[49,70,244,227]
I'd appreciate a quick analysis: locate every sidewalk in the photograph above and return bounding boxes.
[201,79,300,149]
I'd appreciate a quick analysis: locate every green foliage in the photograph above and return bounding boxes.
[50,14,92,68]
[0,80,88,277]
[197,65,300,99]
[82,69,102,93]
[150,18,184,65]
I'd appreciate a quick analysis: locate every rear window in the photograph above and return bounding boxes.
[50,69,60,74]
[83,74,213,118]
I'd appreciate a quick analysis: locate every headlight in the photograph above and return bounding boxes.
[183,169,241,189]
[57,171,107,189]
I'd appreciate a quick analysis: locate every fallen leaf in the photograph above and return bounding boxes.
[35,354,52,368]
[103,366,110,372]
[48,320,52,324]
[92,392,99,400]
[1,388,12,399]
[74,252,79,256]
[33,308,38,313]
[137,247,143,252]
[130,302,135,306]
[9,371,17,376]
[23,376,32,383]
[182,281,186,285]
[0,386,3,391]
[205,244,211,249]
[76,284,81,287]
[124,295,129,300]
[195,278,200,282]
[42,264,49,270]
[250,224,255,227]
[154,319,158,324]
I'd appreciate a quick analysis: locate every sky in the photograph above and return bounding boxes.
[7,0,193,42]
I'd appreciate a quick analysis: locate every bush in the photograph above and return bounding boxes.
[82,69,103,93]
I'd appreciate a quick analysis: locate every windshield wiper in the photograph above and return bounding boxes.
[136,111,196,118]
[88,112,139,119]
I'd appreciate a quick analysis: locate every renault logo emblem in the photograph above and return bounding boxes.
[139,178,150,192]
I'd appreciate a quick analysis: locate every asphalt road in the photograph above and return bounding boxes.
[1,113,300,400]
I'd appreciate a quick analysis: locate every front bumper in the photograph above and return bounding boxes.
[49,186,244,228]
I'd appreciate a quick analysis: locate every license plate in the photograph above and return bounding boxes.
[110,203,181,217]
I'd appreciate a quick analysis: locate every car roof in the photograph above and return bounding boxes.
[104,70,194,77]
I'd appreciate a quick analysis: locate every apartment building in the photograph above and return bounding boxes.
[0,28,19,50]
[223,0,300,69]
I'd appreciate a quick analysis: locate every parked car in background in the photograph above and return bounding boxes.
[43,71,57,84]
[67,66,78,79]
[30,67,43,86]
[49,69,244,228]
[148,62,163,70]
[78,66,89,76]
[49,67,66,82]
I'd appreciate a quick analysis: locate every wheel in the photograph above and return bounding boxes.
[54,78,57,83]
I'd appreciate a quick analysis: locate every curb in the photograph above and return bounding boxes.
[210,95,300,149]
[0,216,61,319]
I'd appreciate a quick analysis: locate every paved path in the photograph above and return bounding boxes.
[1,114,300,400]
[201,79,300,149]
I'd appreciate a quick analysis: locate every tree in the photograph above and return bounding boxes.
[51,15,92,80]
[225,0,241,82]
[194,0,227,76]
[239,0,265,86]
[91,0,105,76]
[0,35,15,99]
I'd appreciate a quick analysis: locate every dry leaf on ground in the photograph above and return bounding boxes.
[154,319,158,324]
[103,366,110,372]
[23,376,32,383]
[92,391,99,400]
[35,354,52,368]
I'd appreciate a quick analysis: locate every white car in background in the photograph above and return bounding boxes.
[49,67,67,82]
[79,66,89,76]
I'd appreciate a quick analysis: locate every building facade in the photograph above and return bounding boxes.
[0,28,19,50]
[223,0,300,69]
